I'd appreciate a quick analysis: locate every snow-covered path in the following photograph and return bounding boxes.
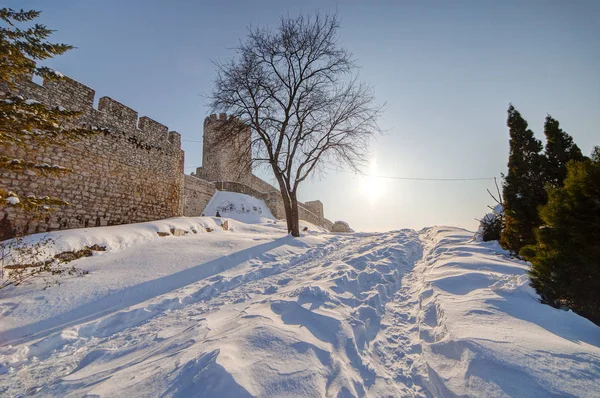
[1,219,599,397]
[0,224,425,396]
[369,256,427,396]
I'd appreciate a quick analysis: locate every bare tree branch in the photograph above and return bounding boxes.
[209,12,383,236]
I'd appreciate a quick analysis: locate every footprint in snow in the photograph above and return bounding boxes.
[208,275,224,282]
[263,285,278,295]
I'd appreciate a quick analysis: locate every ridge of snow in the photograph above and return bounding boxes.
[413,226,600,397]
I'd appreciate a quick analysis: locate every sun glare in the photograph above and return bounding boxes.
[361,158,386,204]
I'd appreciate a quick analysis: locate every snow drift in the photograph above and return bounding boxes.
[414,227,600,397]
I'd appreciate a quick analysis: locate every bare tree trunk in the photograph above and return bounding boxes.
[279,192,300,237]
[281,194,293,235]
[272,168,300,236]
[289,193,300,237]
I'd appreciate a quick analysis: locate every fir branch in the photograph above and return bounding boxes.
[0,94,95,148]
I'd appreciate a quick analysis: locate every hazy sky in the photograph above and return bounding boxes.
[11,1,600,232]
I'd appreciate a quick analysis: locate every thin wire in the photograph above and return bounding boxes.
[330,168,496,181]
[181,145,496,180]
[182,164,495,180]
[362,175,494,181]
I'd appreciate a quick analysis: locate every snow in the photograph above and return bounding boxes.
[5,197,20,205]
[203,190,276,224]
[0,195,598,397]
[492,203,503,215]
[331,221,353,233]
[414,227,600,397]
[49,69,65,78]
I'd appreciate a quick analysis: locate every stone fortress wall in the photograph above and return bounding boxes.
[182,175,216,218]
[0,71,330,240]
[0,71,184,240]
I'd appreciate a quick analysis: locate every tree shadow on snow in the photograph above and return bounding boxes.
[488,294,600,349]
[0,236,296,346]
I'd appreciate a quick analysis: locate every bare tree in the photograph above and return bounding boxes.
[210,13,383,237]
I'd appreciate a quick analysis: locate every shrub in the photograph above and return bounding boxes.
[477,204,504,242]
[476,178,505,242]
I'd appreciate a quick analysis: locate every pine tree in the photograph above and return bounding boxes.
[0,8,94,212]
[523,147,600,325]
[500,105,546,253]
[543,115,584,188]
[0,8,93,286]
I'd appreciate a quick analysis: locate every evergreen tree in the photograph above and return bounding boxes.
[543,115,584,188]
[0,8,93,212]
[0,8,92,287]
[500,105,546,253]
[523,147,600,325]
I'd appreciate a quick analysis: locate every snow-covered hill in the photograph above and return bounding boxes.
[0,202,598,396]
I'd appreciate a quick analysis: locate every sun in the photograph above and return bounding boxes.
[361,158,385,204]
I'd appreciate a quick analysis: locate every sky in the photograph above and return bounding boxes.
[10,0,600,232]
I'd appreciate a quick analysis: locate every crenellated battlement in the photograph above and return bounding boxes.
[98,96,138,129]
[138,116,169,143]
[41,75,95,111]
[12,66,181,151]
[203,113,247,126]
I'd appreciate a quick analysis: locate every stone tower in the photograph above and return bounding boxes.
[196,113,252,183]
